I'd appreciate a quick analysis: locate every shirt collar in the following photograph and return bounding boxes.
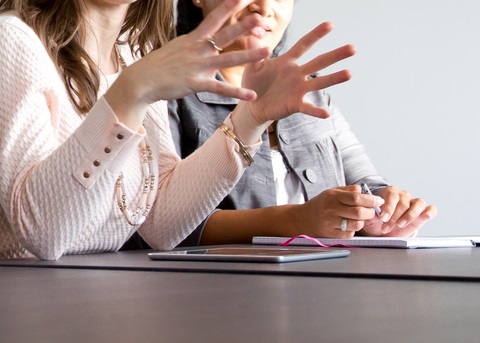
[196,73,240,106]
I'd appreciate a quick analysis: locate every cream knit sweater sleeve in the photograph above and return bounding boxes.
[139,109,255,251]
[0,13,258,260]
[0,13,147,260]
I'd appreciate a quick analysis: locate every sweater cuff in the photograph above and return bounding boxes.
[72,97,145,189]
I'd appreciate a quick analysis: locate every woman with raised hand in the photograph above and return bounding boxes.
[169,0,437,246]
[0,0,353,259]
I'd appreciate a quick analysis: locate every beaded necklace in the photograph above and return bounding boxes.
[114,44,157,226]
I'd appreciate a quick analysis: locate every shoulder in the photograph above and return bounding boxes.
[0,11,59,85]
[0,11,39,44]
[0,11,51,67]
[0,11,24,26]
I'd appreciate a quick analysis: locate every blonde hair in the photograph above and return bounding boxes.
[0,0,175,114]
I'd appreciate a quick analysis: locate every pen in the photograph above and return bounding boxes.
[360,183,384,222]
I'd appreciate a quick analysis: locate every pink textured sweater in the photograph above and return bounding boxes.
[0,12,256,260]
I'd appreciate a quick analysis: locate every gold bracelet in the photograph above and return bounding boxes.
[218,123,254,166]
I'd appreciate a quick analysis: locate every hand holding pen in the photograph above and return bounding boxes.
[360,183,384,221]
[361,185,438,237]
[292,185,385,239]
[283,184,435,239]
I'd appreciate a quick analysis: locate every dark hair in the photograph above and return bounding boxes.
[175,0,288,57]
[176,0,203,36]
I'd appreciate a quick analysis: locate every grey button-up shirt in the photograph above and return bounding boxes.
[168,74,389,246]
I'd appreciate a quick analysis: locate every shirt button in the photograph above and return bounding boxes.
[304,169,317,183]
[117,133,124,140]
[83,171,91,178]
[93,160,101,167]
[104,147,112,153]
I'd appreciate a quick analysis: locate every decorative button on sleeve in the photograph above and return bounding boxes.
[72,96,145,189]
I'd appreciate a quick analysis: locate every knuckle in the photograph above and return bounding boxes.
[390,185,400,192]
[413,198,426,208]
[324,188,336,197]
[351,193,362,204]
[353,207,364,218]
[352,220,364,231]
[397,197,411,210]
[352,184,361,192]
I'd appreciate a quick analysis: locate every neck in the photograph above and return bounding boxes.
[82,2,130,74]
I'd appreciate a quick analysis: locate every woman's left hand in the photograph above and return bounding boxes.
[361,186,438,237]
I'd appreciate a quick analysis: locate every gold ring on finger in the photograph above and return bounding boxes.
[207,36,223,52]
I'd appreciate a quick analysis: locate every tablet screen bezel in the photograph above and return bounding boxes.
[148,247,350,263]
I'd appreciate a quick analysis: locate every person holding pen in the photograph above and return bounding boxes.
[0,0,356,260]
[168,0,437,246]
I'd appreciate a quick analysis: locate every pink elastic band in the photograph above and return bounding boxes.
[280,234,354,248]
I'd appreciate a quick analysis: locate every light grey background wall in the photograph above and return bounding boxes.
[288,1,480,236]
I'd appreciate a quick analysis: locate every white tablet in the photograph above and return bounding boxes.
[148,247,350,263]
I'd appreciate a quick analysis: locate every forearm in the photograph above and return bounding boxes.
[103,65,148,133]
[230,101,272,145]
[140,111,266,250]
[3,98,143,260]
[200,205,300,245]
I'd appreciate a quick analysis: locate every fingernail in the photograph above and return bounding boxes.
[375,197,385,206]
[381,225,391,234]
[397,220,407,228]
[381,213,390,222]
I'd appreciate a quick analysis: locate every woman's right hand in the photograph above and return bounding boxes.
[231,22,355,143]
[289,185,384,239]
[105,0,270,131]
[245,22,355,122]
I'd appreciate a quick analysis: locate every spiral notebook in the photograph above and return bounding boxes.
[252,236,477,249]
